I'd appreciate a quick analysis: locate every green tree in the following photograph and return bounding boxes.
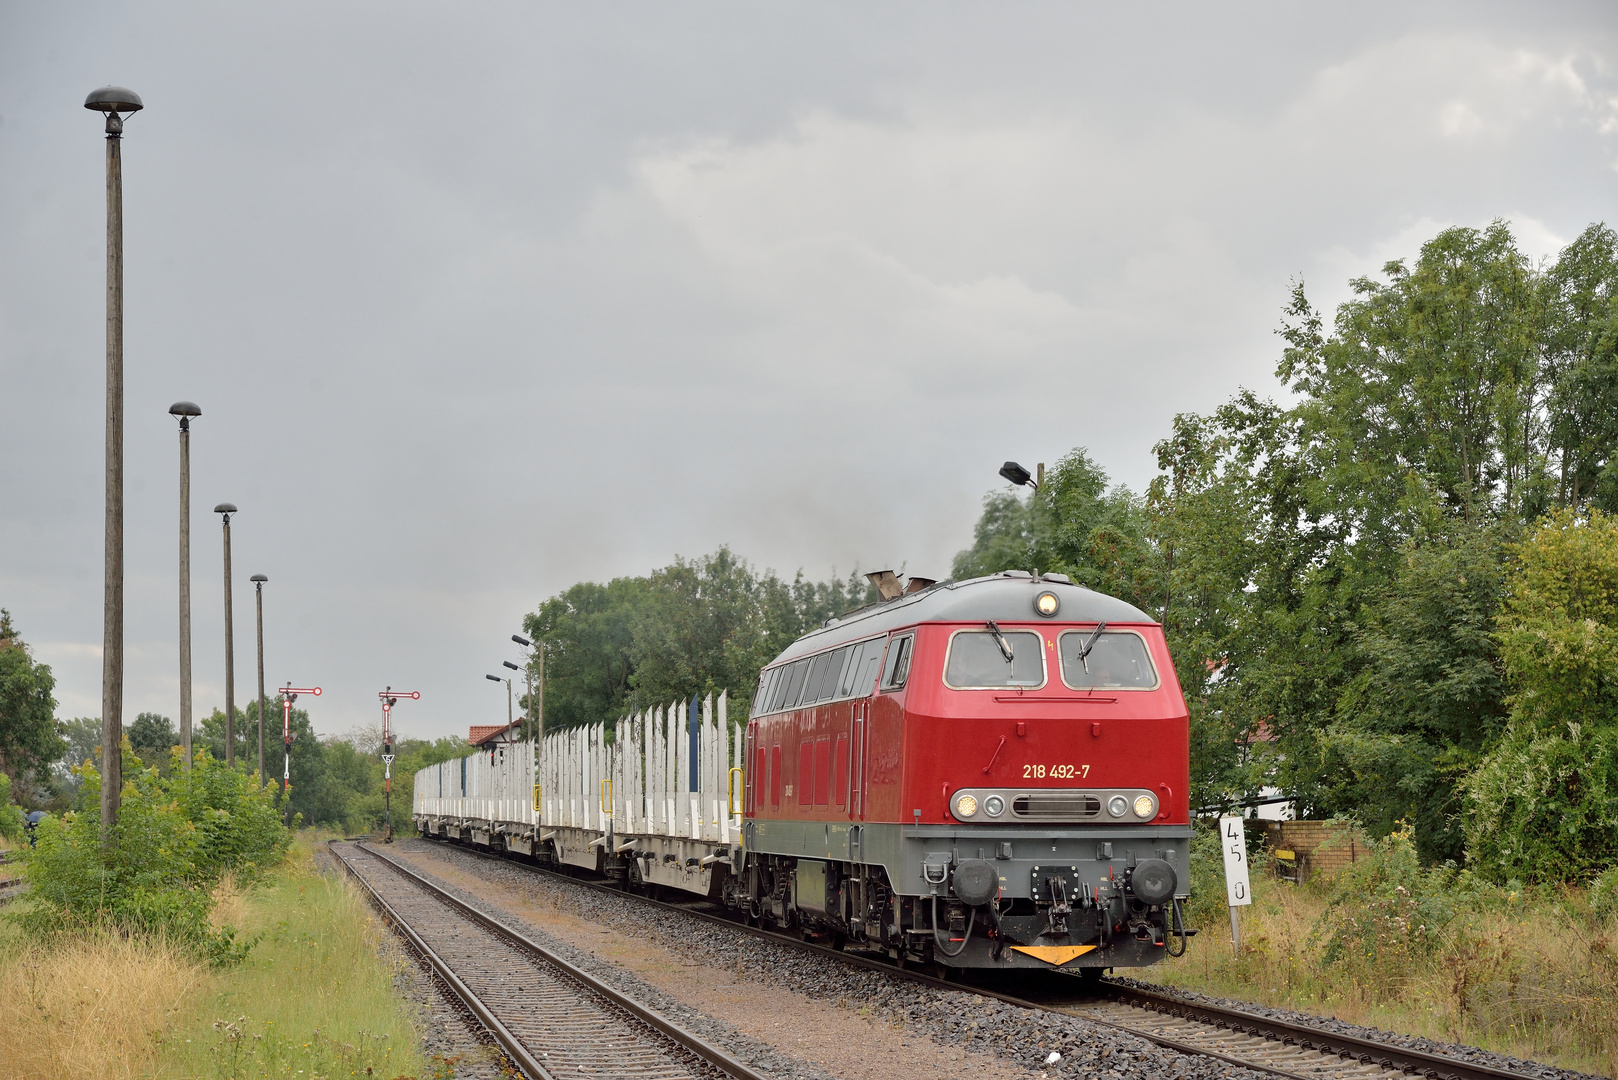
[0,610,65,780]
[523,549,875,731]
[1542,224,1618,509]
[128,712,177,773]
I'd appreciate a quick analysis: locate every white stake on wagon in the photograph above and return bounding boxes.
[1219,814,1252,954]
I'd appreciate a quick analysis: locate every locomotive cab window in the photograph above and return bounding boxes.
[944,629,1045,689]
[879,633,915,691]
[1058,628,1158,689]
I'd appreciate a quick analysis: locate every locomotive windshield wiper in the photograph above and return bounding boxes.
[985,620,1015,664]
[1074,621,1108,674]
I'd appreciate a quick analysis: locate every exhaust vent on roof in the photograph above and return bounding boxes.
[904,576,936,594]
[866,569,903,601]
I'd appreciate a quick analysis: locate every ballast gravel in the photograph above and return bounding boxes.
[318,845,511,1079]
[1105,975,1600,1080]
[387,839,1272,1080]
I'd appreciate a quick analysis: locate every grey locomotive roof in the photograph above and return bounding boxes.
[768,572,1156,666]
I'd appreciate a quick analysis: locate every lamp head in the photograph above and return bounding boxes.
[250,573,268,584]
[485,674,501,682]
[84,86,143,113]
[998,461,1033,488]
[512,634,532,647]
[502,660,519,671]
[84,86,142,135]
[213,503,237,515]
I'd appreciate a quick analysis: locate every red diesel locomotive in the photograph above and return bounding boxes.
[729,569,1191,973]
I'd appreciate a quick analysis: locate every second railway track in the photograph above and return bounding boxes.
[394,836,1551,1080]
[329,841,772,1080]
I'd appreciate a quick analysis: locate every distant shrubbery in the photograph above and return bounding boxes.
[20,742,289,964]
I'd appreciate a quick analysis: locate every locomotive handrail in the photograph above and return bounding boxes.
[992,695,1117,703]
[727,767,744,817]
[601,779,612,817]
[532,784,542,814]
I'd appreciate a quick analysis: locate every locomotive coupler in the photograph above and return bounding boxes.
[1044,876,1071,937]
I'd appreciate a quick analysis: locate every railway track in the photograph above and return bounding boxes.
[329,841,772,1080]
[405,837,1546,1080]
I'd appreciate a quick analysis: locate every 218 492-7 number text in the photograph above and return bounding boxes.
[1023,763,1090,779]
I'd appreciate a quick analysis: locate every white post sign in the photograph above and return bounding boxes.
[1219,815,1252,953]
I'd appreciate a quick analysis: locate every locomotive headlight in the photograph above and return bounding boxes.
[1107,795,1128,818]
[955,793,979,818]
[1034,591,1060,617]
[1134,794,1156,819]
[984,795,1005,817]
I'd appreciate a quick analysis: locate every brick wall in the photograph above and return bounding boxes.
[1255,819,1367,882]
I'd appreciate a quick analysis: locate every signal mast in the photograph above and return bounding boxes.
[378,687,420,842]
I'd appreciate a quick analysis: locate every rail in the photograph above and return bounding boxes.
[415,835,1542,1080]
[331,840,773,1080]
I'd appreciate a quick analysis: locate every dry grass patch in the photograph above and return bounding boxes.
[0,931,205,1080]
[1148,832,1618,1077]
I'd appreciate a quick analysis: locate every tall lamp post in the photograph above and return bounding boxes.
[251,574,267,786]
[511,634,540,740]
[377,688,420,842]
[85,84,142,834]
[170,400,200,768]
[214,503,238,765]
[485,673,512,727]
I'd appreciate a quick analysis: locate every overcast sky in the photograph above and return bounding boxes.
[2,3,1615,745]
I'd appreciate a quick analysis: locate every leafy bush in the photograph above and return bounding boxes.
[1590,865,1618,922]
[1463,509,1618,883]
[1315,823,1462,972]
[1464,720,1618,883]
[19,742,289,963]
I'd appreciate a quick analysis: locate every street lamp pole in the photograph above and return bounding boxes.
[512,634,539,741]
[85,85,142,835]
[170,402,200,768]
[251,574,267,786]
[485,673,511,727]
[215,503,238,766]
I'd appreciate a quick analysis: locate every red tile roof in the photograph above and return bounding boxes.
[468,722,520,746]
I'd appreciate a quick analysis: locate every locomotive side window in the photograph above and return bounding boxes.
[798,742,814,806]
[776,658,810,710]
[1058,629,1159,689]
[751,668,776,717]
[800,652,833,706]
[820,645,854,700]
[944,629,1045,689]
[840,638,882,697]
[770,744,782,806]
[880,633,915,691]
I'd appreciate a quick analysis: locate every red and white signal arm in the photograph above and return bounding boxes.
[283,687,321,697]
[1219,815,1253,907]
[378,691,421,700]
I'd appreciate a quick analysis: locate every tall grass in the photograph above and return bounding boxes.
[0,930,203,1080]
[153,839,428,1079]
[1148,824,1618,1076]
[0,838,433,1080]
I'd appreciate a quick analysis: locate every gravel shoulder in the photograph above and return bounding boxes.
[384,839,1273,1080]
